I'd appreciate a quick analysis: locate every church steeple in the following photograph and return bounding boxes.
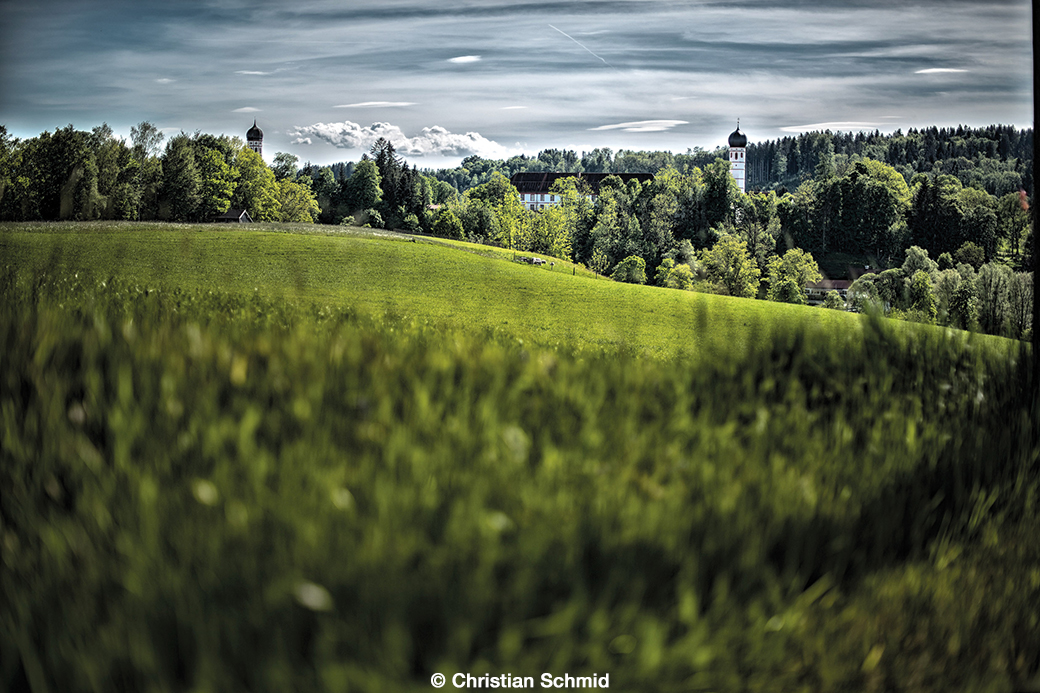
[728,120,746,193]
[246,119,263,156]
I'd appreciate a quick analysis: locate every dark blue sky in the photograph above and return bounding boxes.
[0,0,1032,166]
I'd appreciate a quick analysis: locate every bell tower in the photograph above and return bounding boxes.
[246,120,263,157]
[728,121,747,193]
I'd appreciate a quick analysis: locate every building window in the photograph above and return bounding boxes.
[550,195,555,202]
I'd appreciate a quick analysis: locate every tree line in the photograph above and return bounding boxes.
[421,124,1033,198]
[1,121,1032,339]
[417,151,1032,340]
[0,123,319,223]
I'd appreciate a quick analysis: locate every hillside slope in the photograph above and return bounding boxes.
[0,221,918,360]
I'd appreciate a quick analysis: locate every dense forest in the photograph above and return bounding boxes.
[421,124,1033,198]
[0,124,321,225]
[0,122,1033,339]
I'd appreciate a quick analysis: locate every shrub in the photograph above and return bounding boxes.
[357,207,383,228]
[655,258,694,290]
[610,254,647,284]
[403,212,421,233]
[823,289,845,310]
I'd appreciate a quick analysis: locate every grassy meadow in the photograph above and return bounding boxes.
[1,221,886,361]
[1,222,1038,692]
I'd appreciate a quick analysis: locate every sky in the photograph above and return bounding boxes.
[0,0,1033,168]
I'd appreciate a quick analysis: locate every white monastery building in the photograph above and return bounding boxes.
[511,124,749,207]
[510,172,654,211]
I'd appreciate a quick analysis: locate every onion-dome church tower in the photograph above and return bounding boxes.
[728,122,747,193]
[246,120,263,157]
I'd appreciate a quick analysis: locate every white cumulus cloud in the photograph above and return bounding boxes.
[287,121,513,158]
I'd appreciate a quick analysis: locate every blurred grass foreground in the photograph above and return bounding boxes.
[2,252,1039,691]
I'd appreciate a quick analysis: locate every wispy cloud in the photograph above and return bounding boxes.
[780,121,882,133]
[287,121,513,158]
[334,101,417,108]
[233,107,261,112]
[589,120,688,133]
[0,0,1029,164]
[548,24,616,70]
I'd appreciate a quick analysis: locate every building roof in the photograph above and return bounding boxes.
[214,208,253,222]
[728,128,747,148]
[806,279,853,291]
[509,172,654,195]
[246,120,263,141]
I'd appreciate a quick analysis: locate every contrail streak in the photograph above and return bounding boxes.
[548,24,619,71]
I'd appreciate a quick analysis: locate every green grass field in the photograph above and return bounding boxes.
[0,221,885,361]
[2,221,1037,692]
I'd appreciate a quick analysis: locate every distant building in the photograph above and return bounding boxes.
[510,172,654,211]
[728,124,747,193]
[246,120,263,157]
[804,279,852,306]
[214,208,253,223]
[804,267,876,306]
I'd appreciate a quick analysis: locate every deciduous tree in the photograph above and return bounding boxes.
[908,270,938,322]
[976,262,1012,336]
[196,148,238,220]
[232,146,279,221]
[432,207,464,239]
[276,177,320,223]
[701,236,761,298]
[159,134,200,221]
[766,248,821,304]
[949,279,979,331]
[272,152,299,181]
